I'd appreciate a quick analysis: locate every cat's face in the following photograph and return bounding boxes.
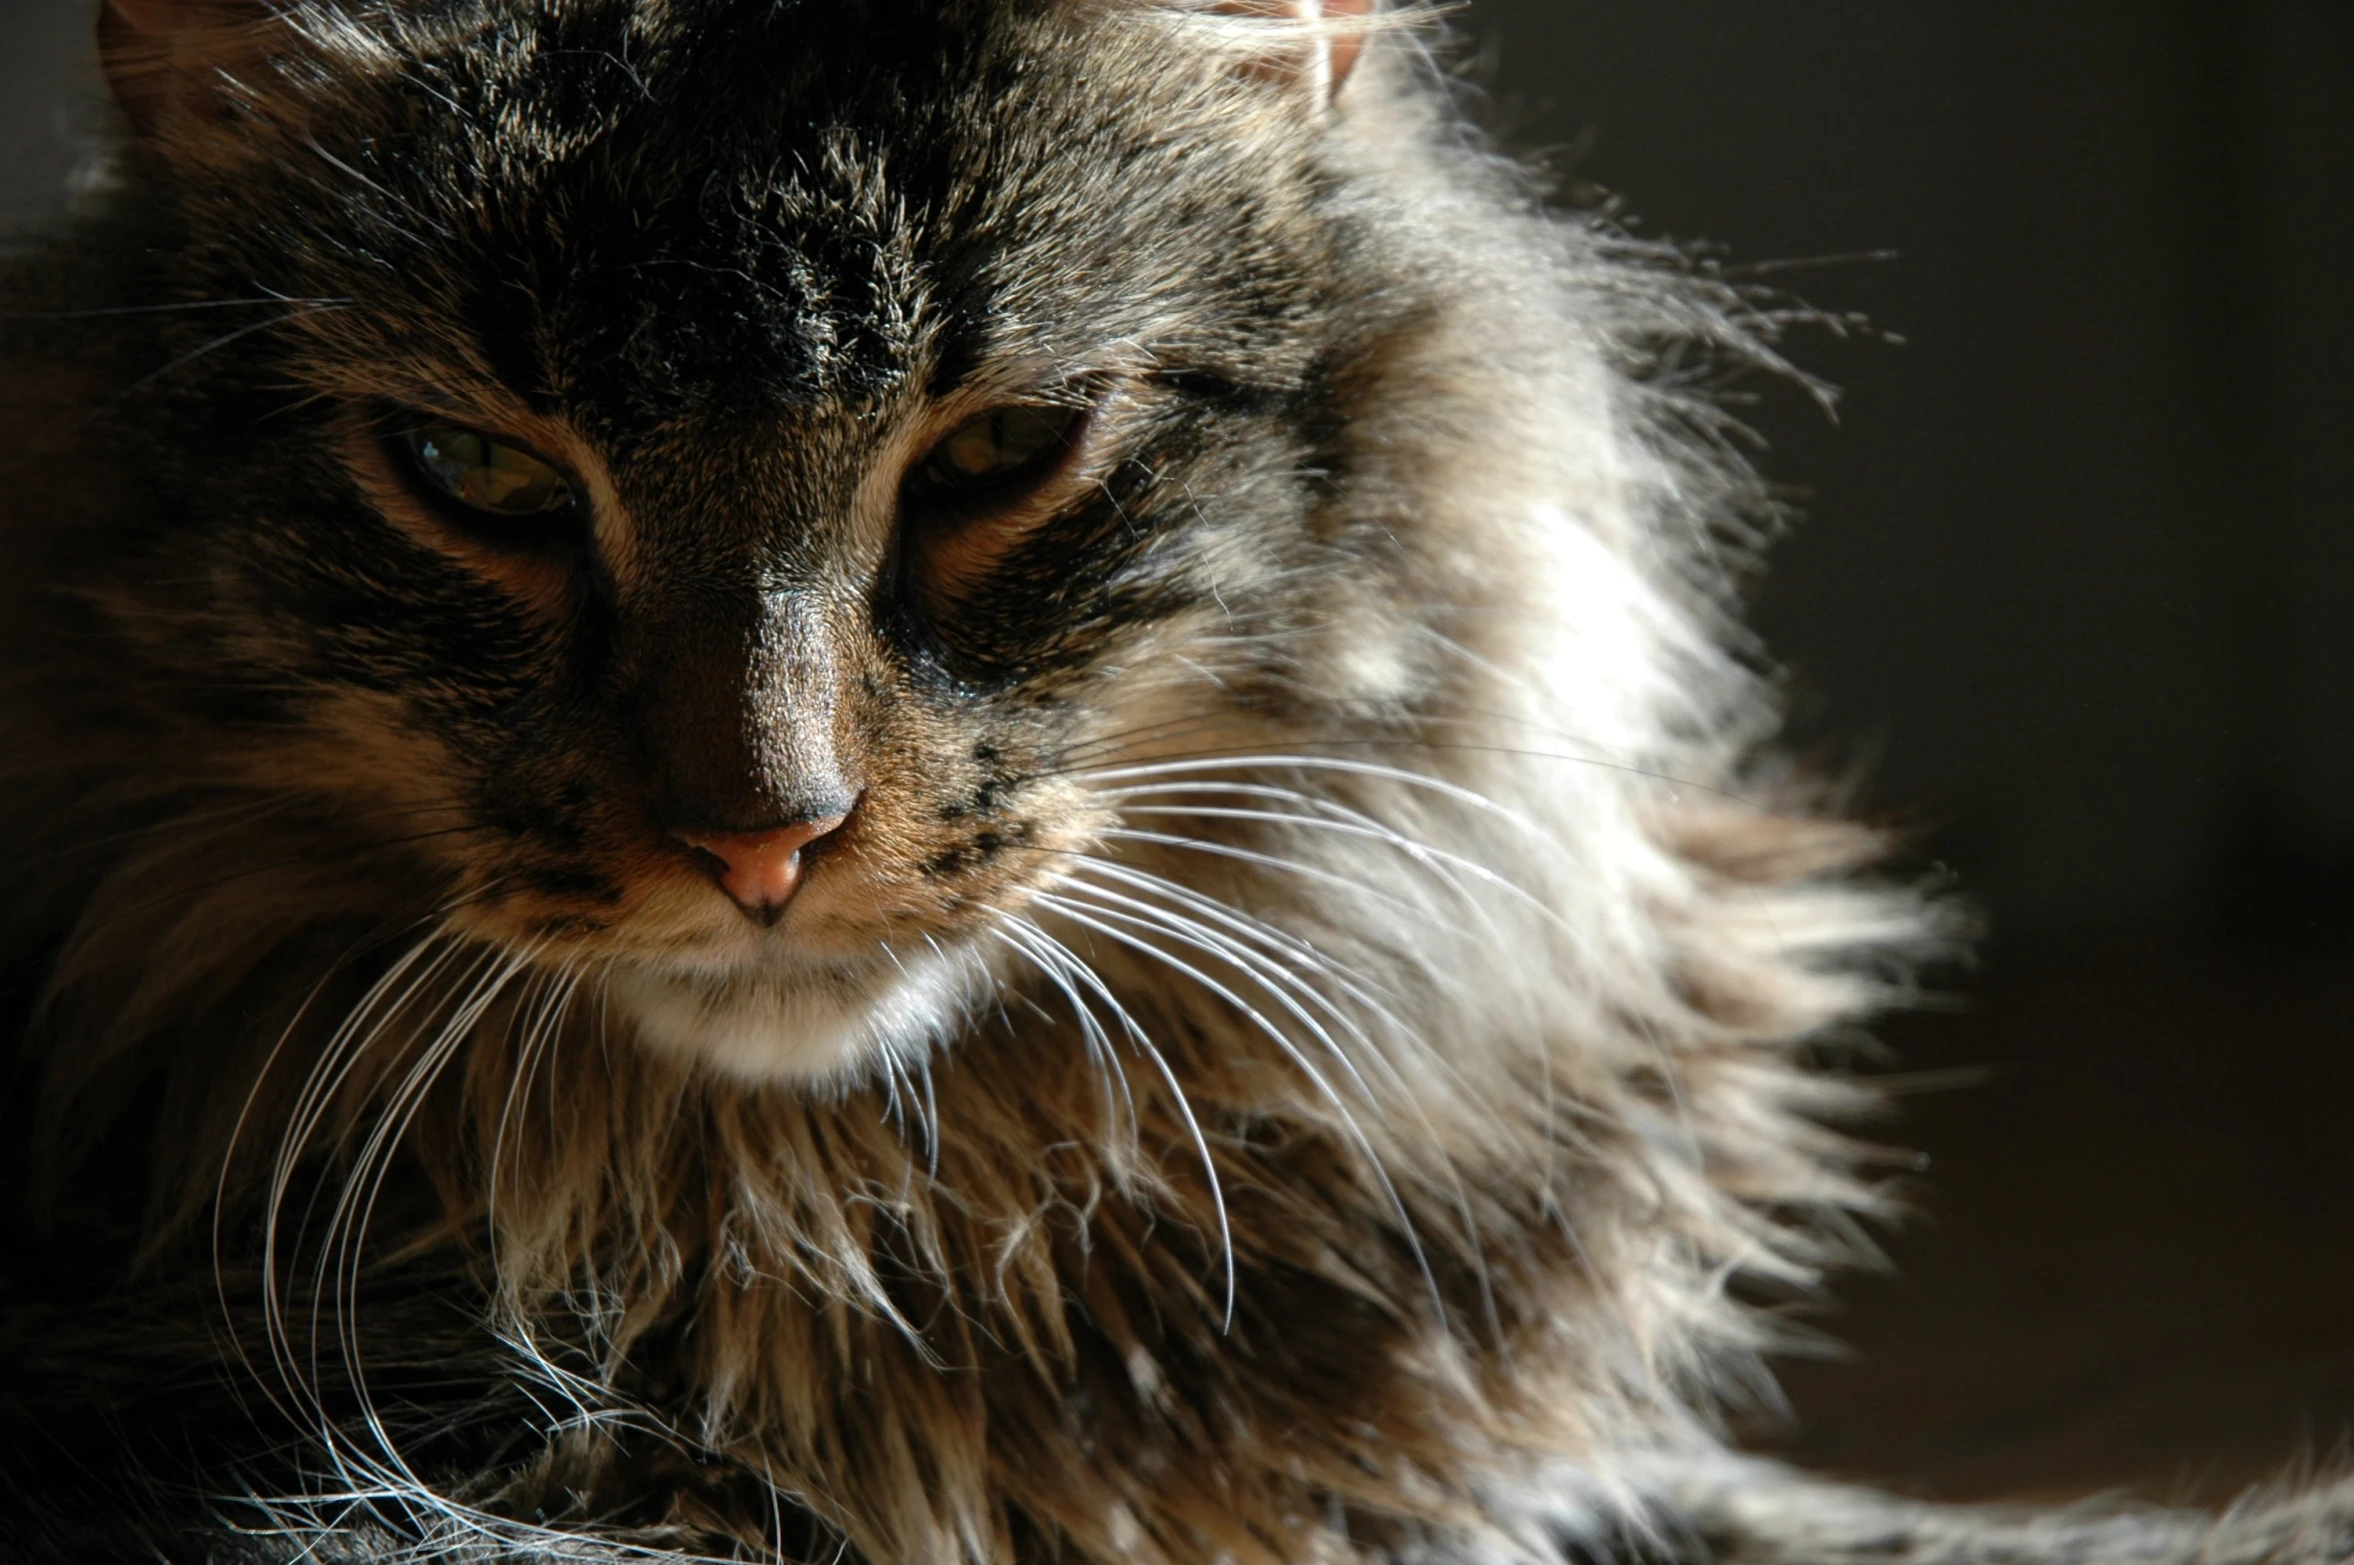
[102,1,1382,1081]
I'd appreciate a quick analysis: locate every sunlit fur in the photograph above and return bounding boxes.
[3,3,2260,1564]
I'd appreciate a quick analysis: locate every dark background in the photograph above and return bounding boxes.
[6,0,2352,1508]
[1454,0,2354,1501]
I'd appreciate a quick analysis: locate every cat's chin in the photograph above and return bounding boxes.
[607,942,993,1086]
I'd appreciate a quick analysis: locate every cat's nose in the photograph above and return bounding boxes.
[670,810,851,926]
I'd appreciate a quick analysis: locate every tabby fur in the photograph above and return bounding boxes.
[0,4,2336,1565]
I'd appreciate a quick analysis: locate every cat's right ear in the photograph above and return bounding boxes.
[1209,0,1377,102]
[98,0,278,136]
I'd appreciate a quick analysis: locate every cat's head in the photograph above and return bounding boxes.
[88,0,1414,1084]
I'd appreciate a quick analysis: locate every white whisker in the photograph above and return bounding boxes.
[1098,785,1708,1195]
[990,922,1139,1151]
[1057,853,1414,1029]
[1047,879,1392,1107]
[1026,890,1445,1327]
[1081,752,1552,845]
[987,909,1235,1328]
[1110,798,1548,927]
[1064,874,1509,1347]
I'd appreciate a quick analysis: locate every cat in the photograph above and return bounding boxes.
[0,2,2346,1563]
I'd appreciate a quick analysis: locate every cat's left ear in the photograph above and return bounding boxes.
[97,0,282,136]
[1212,0,1377,102]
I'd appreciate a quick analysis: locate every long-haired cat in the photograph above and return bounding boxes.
[0,3,2345,1563]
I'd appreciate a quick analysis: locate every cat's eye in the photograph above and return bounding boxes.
[401,425,574,521]
[900,399,1102,616]
[911,406,1083,499]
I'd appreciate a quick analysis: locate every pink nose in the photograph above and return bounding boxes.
[672,813,849,925]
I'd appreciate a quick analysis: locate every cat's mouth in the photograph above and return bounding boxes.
[426,742,1096,1085]
[607,939,996,1085]
[497,801,1040,1086]
[583,835,1007,1084]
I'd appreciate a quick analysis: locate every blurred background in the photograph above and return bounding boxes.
[6,0,2352,1509]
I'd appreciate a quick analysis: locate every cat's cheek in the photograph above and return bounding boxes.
[451,862,717,954]
[223,687,475,844]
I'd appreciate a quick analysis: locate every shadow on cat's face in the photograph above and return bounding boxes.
[109,1,1368,1083]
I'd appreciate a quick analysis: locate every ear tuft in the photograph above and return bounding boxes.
[1208,0,1379,103]
[98,0,281,136]
[1316,0,1374,98]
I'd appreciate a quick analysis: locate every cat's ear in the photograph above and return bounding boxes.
[1208,0,1377,102]
[97,0,283,136]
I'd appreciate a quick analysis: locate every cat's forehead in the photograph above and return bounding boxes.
[411,7,957,390]
[285,3,1221,417]
[413,0,1089,221]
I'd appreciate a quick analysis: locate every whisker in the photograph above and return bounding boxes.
[1106,778,1543,904]
[278,938,632,1560]
[1082,752,1552,843]
[1042,725,1798,820]
[22,793,483,875]
[988,919,1138,1152]
[1026,891,1444,1327]
[211,916,446,1439]
[1096,794,1707,1178]
[915,1054,941,1180]
[1094,825,1430,923]
[259,934,469,1503]
[1044,884,1389,1122]
[64,302,355,438]
[487,956,587,1263]
[1058,853,1412,1023]
[1049,876,1506,1347]
[323,943,539,1518]
[1110,804,1531,941]
[301,137,454,244]
[1101,790,1611,963]
[212,868,522,1443]
[986,910,1232,1328]
[1049,888,1398,1225]
[19,792,296,871]
[0,294,351,321]
[988,834,1483,1002]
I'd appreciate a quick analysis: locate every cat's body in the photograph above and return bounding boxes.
[0,4,2343,1563]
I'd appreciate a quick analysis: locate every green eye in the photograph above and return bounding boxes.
[403,424,573,519]
[916,405,1081,494]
